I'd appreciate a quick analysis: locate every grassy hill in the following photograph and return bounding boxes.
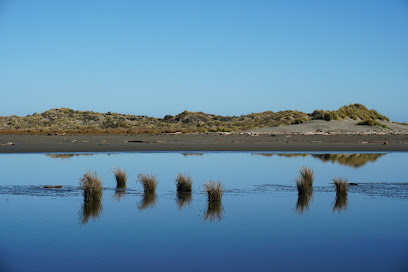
[0,104,391,134]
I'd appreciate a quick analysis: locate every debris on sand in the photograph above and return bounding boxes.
[1,142,15,146]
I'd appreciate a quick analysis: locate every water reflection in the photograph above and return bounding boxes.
[138,192,157,210]
[80,198,103,224]
[252,153,386,168]
[333,194,348,212]
[113,187,126,201]
[296,193,312,214]
[176,191,192,209]
[312,154,386,168]
[182,153,205,156]
[45,154,94,159]
[204,201,223,222]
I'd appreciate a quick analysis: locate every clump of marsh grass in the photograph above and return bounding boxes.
[333,177,348,212]
[204,181,223,203]
[137,173,157,193]
[79,171,103,204]
[296,166,314,196]
[113,167,127,188]
[203,180,223,222]
[176,173,192,192]
[333,177,348,196]
[176,191,192,209]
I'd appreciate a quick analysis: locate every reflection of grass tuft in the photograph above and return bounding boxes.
[138,192,157,210]
[137,173,157,193]
[176,191,192,209]
[296,194,312,214]
[204,200,223,222]
[113,188,126,201]
[203,181,223,222]
[113,167,127,188]
[80,198,103,224]
[176,173,192,192]
[333,193,348,212]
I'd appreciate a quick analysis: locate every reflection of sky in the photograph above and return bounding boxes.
[0,191,407,272]
[0,152,407,271]
[0,152,406,191]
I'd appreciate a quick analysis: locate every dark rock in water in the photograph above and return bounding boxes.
[349,183,358,186]
[43,185,62,189]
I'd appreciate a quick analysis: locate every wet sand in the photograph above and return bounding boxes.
[1,133,407,153]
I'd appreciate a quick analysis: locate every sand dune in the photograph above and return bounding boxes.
[250,118,408,133]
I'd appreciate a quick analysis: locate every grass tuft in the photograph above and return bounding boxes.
[296,167,314,196]
[204,181,223,203]
[176,173,193,192]
[333,177,348,195]
[113,167,127,188]
[137,173,157,193]
[79,171,103,204]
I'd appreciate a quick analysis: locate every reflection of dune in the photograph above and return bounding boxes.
[252,153,308,158]
[182,153,205,156]
[204,201,223,222]
[176,191,192,209]
[312,154,386,168]
[46,154,94,159]
[252,153,386,168]
[80,198,103,224]
[138,193,157,210]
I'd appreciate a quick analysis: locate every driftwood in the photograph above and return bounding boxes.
[43,185,62,189]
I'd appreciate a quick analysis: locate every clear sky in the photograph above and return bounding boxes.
[1,0,407,121]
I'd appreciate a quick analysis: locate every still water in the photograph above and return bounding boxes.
[0,152,407,272]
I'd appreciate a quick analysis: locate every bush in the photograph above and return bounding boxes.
[113,168,127,188]
[296,167,314,196]
[176,173,192,192]
[333,177,348,196]
[137,173,157,193]
[79,171,103,204]
[204,181,223,203]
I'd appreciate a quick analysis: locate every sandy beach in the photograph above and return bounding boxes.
[1,132,407,153]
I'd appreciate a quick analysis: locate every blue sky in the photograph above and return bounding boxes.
[1,0,407,121]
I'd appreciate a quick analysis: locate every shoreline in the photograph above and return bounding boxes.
[1,134,408,153]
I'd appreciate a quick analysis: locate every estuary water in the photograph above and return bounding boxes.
[0,152,407,272]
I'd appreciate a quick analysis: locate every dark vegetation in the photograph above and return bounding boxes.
[357,120,391,130]
[203,181,223,222]
[0,103,391,134]
[113,168,127,188]
[333,178,348,212]
[176,173,193,192]
[311,103,389,122]
[296,167,314,196]
[137,173,157,194]
[79,171,103,224]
